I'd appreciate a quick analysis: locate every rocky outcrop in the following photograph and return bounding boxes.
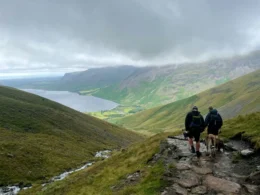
[241,149,254,157]
[204,175,241,194]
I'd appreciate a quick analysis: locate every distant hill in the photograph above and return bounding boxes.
[80,51,260,107]
[0,86,142,185]
[117,70,260,134]
[58,66,138,91]
[3,51,260,108]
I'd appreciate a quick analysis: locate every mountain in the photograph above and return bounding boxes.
[76,51,260,107]
[0,86,143,185]
[117,69,260,134]
[58,66,138,91]
[3,51,260,108]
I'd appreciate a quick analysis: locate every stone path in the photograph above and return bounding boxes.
[161,136,260,195]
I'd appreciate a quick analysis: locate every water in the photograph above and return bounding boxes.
[0,150,112,195]
[21,89,118,112]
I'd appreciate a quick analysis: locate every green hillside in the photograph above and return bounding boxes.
[21,112,260,195]
[117,69,260,134]
[220,112,260,149]
[0,86,143,185]
[21,132,173,195]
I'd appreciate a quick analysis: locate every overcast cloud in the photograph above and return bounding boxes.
[1,0,260,77]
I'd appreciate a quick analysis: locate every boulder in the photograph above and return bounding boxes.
[176,163,191,170]
[248,171,260,185]
[191,185,207,194]
[175,170,200,188]
[204,175,241,194]
[7,153,14,158]
[192,166,212,175]
[240,149,254,157]
[172,183,188,195]
[243,184,260,195]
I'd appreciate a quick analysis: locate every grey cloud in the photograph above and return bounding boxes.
[0,0,260,75]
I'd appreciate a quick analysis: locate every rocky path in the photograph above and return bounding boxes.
[160,135,260,195]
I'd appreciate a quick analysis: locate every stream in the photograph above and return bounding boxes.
[0,150,111,195]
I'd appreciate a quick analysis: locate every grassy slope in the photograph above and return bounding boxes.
[21,132,173,195]
[21,112,260,195]
[219,112,260,149]
[0,86,143,185]
[117,70,260,134]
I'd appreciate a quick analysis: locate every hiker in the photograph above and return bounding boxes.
[205,106,223,151]
[185,106,205,157]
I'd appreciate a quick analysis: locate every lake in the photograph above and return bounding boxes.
[22,89,118,112]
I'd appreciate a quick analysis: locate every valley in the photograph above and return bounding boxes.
[117,69,260,134]
[2,2,260,194]
[0,86,143,187]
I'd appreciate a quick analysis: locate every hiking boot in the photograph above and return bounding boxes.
[191,146,195,153]
[196,151,202,158]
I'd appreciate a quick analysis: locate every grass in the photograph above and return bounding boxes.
[88,105,144,123]
[20,132,175,195]
[19,112,260,194]
[220,112,260,149]
[117,69,260,134]
[0,86,143,185]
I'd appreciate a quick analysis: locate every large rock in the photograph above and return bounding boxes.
[248,171,260,185]
[240,149,254,157]
[244,184,260,195]
[192,166,212,175]
[172,183,188,195]
[191,185,207,194]
[175,170,200,188]
[176,163,191,170]
[204,175,241,194]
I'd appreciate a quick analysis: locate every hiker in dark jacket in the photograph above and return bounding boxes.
[185,106,205,158]
[205,107,223,136]
[205,106,223,151]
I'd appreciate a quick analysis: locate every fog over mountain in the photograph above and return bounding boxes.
[1,0,260,77]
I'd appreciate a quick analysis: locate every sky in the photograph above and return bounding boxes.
[1,0,260,78]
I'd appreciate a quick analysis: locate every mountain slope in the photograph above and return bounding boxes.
[50,66,138,91]
[22,112,260,195]
[87,51,260,107]
[4,51,260,108]
[0,86,143,185]
[117,70,260,134]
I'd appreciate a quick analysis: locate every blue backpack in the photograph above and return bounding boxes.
[210,109,221,126]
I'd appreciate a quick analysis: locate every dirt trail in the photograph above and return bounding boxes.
[160,135,260,195]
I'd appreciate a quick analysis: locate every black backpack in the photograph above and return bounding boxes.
[190,114,202,128]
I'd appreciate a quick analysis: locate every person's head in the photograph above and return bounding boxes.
[208,106,213,112]
[192,106,198,112]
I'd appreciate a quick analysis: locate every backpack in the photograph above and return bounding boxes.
[190,114,202,128]
[209,110,221,127]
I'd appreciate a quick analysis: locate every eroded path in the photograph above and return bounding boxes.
[160,135,260,195]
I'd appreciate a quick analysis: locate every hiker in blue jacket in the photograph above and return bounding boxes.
[205,106,223,150]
